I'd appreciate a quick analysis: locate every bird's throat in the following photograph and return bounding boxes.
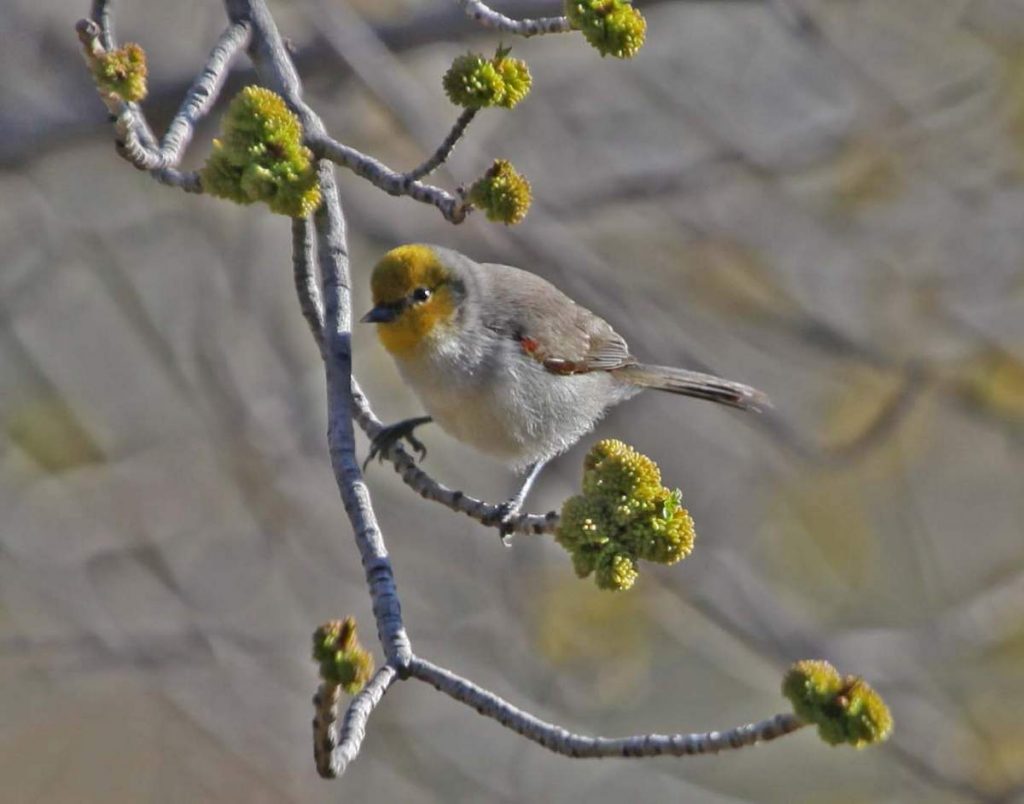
[376,289,456,358]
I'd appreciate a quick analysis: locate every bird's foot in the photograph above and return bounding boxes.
[484,460,545,545]
[485,500,520,547]
[363,416,432,472]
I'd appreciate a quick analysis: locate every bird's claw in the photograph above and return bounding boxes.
[363,416,431,472]
[485,501,518,546]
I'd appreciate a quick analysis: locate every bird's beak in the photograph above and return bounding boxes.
[360,304,400,324]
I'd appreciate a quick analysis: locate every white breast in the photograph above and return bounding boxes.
[394,332,638,471]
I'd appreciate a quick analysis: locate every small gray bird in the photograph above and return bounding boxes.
[361,244,767,534]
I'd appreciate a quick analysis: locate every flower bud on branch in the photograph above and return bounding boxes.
[782,659,893,748]
[313,618,375,695]
[467,159,532,224]
[556,439,695,591]
[202,86,321,218]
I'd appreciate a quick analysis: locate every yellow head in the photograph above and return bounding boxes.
[361,245,460,357]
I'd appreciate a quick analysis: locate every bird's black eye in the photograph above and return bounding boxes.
[411,286,431,303]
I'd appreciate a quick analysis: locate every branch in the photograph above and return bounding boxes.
[150,167,204,193]
[318,170,414,665]
[90,0,116,50]
[456,0,572,36]
[77,13,250,187]
[224,0,413,668]
[308,134,471,223]
[158,20,253,167]
[405,108,478,181]
[75,18,157,153]
[408,655,806,757]
[314,664,399,778]
[291,216,324,353]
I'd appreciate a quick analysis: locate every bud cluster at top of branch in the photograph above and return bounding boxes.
[565,0,647,59]
[443,46,533,110]
[782,659,893,748]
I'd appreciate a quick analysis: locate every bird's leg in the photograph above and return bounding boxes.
[363,416,433,471]
[489,460,547,545]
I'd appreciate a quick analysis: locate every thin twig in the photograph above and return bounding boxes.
[77,16,250,184]
[456,0,572,36]
[151,167,204,193]
[405,108,478,181]
[91,0,116,50]
[159,20,252,166]
[314,664,399,778]
[291,216,324,353]
[309,134,471,223]
[76,18,158,157]
[409,655,806,757]
[82,3,469,222]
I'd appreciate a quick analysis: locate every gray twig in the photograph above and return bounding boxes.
[456,0,572,36]
[409,655,806,757]
[91,0,116,50]
[150,167,204,193]
[159,20,253,166]
[77,14,250,189]
[405,108,478,181]
[309,134,471,223]
[314,665,399,778]
[291,216,325,353]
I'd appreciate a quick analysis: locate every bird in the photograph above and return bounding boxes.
[360,244,768,538]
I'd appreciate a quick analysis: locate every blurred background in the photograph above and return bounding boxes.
[3,0,1024,801]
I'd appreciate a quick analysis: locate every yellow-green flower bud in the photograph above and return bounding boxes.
[201,86,321,218]
[467,159,532,224]
[494,56,532,109]
[555,440,696,590]
[443,47,533,110]
[595,550,639,591]
[443,53,505,108]
[565,0,647,59]
[92,43,148,102]
[782,659,893,748]
[313,617,374,695]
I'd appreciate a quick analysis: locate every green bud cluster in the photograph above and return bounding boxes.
[565,0,647,59]
[443,47,533,109]
[782,659,893,748]
[92,43,148,102]
[201,86,321,218]
[556,439,695,591]
[312,617,375,695]
[467,159,532,224]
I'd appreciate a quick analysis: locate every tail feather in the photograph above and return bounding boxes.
[616,363,770,412]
